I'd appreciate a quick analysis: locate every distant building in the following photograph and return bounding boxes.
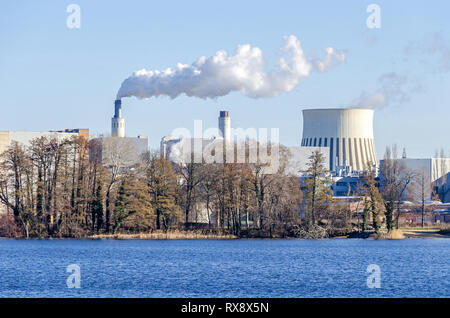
[161,110,331,224]
[88,99,149,166]
[0,128,89,215]
[0,128,89,154]
[332,176,362,196]
[380,158,450,203]
[161,111,330,175]
[439,172,450,203]
[90,136,149,167]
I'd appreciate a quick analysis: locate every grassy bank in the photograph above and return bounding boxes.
[401,225,450,239]
[90,230,238,240]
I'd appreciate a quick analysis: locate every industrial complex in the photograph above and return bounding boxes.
[0,98,449,224]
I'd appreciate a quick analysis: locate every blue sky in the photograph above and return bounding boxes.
[1,1,449,158]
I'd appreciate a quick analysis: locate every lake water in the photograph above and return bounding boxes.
[0,238,449,298]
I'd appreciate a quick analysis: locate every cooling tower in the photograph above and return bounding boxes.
[301,108,377,171]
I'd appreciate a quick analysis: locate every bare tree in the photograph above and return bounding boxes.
[380,145,416,230]
[99,136,135,232]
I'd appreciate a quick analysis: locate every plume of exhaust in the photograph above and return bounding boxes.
[352,32,450,109]
[117,36,345,100]
[350,72,412,109]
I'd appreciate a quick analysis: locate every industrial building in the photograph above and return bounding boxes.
[0,128,89,155]
[301,108,378,172]
[379,157,450,203]
[90,99,149,167]
[0,128,89,215]
[161,110,329,171]
[161,110,330,224]
[161,110,230,163]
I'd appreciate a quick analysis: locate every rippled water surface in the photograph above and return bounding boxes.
[0,238,449,297]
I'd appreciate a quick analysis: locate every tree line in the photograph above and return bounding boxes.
[0,136,303,238]
[0,136,445,238]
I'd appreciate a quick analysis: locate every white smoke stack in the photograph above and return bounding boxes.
[111,99,125,137]
[218,111,231,142]
[116,36,345,100]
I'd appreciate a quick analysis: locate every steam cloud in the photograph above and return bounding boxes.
[350,72,411,109]
[117,36,345,100]
[352,32,450,109]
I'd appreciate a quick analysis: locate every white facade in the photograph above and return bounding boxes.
[380,158,450,203]
[284,146,330,175]
[91,136,149,167]
[301,108,377,171]
[386,158,450,184]
[111,117,125,138]
[0,130,82,155]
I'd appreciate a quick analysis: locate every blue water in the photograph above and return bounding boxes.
[0,238,449,297]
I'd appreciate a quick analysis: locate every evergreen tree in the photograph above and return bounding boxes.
[93,184,104,233]
[362,198,369,232]
[362,169,383,234]
[113,181,128,234]
[384,200,394,232]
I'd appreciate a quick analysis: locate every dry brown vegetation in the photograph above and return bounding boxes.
[90,230,237,240]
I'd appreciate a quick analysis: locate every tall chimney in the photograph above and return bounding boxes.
[111,99,125,137]
[218,110,231,142]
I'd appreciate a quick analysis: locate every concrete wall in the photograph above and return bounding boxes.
[0,131,10,155]
[93,136,149,167]
[380,158,450,203]
[389,158,450,184]
[285,146,330,175]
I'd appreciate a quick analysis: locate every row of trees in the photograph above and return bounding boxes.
[0,136,177,237]
[0,136,446,238]
[0,136,304,238]
[299,145,449,236]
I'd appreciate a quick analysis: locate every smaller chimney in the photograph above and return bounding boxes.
[114,99,122,118]
[111,99,125,137]
[218,110,231,142]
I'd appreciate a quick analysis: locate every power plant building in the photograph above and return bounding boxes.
[90,99,148,167]
[0,128,89,155]
[301,108,378,172]
[379,157,450,203]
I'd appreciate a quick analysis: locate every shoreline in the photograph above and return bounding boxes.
[89,231,238,240]
[401,228,450,239]
[1,228,450,240]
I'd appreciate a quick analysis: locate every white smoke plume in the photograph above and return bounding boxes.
[313,47,346,72]
[352,32,450,109]
[117,36,346,100]
[351,72,411,109]
[405,32,450,72]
